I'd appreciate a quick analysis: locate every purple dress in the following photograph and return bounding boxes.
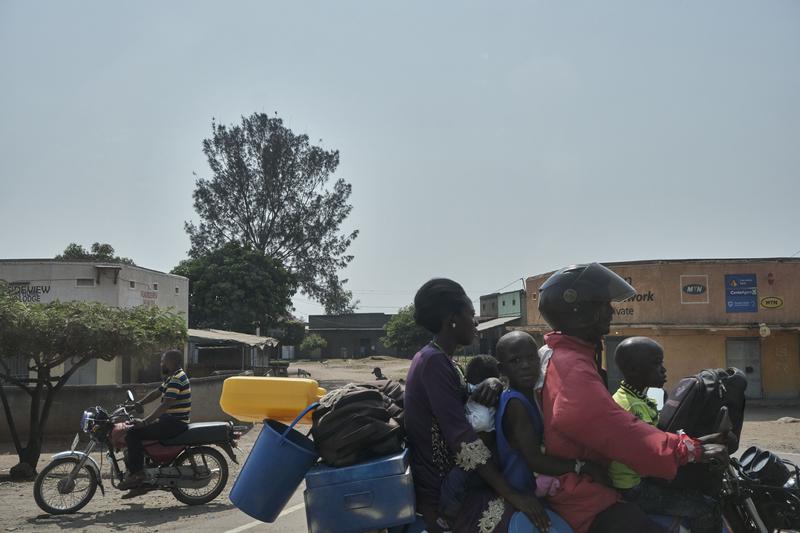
[405,344,514,532]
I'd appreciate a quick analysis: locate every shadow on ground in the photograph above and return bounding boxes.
[28,501,236,530]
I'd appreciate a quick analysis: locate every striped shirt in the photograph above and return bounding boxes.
[159,369,191,422]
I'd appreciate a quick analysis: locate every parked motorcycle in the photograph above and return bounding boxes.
[33,390,244,514]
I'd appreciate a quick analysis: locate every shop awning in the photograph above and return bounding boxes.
[476,315,520,332]
[188,328,279,348]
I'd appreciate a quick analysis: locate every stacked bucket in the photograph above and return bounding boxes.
[221,376,420,533]
[222,377,323,522]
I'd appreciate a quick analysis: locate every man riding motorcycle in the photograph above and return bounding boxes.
[118,349,191,492]
[536,263,728,533]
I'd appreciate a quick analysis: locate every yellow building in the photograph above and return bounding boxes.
[523,258,800,399]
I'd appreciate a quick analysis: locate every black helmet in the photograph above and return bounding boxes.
[538,263,635,332]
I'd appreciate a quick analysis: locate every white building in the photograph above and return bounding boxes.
[0,259,188,385]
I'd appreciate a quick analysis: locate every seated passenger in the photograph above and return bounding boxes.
[608,337,722,533]
[536,263,728,533]
[439,355,502,522]
[496,331,607,533]
[405,278,550,532]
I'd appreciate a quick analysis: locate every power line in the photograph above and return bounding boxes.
[493,277,525,294]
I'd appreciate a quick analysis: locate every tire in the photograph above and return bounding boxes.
[33,457,98,515]
[171,446,229,505]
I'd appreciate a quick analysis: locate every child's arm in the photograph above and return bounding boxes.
[503,398,578,476]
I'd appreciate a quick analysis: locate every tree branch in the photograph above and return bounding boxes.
[0,360,33,396]
[54,354,93,391]
[0,382,23,455]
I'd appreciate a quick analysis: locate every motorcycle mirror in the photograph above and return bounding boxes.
[127,390,134,402]
[715,406,732,434]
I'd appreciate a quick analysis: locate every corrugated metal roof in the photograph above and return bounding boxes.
[476,315,520,332]
[188,328,279,347]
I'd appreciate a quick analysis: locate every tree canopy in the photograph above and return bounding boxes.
[299,333,327,355]
[270,319,305,346]
[381,305,431,358]
[0,282,186,478]
[185,112,358,314]
[55,242,135,265]
[171,242,297,334]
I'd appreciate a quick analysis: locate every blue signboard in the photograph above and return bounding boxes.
[725,274,757,313]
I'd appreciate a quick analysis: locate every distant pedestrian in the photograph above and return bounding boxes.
[372,367,386,380]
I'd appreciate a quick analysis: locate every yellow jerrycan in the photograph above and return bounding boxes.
[219,376,327,423]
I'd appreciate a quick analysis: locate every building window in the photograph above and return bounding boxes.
[492,302,496,309]
[8,355,28,380]
[502,301,506,306]
[129,280,136,289]
[175,287,180,294]
[512,299,516,305]
[153,283,159,291]
[76,278,95,287]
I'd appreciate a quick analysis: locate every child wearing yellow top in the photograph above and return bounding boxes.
[609,337,721,533]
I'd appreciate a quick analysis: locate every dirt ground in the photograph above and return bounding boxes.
[0,356,797,532]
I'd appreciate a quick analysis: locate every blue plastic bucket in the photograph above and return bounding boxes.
[230,403,319,522]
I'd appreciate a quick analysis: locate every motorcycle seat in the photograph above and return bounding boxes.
[160,422,230,445]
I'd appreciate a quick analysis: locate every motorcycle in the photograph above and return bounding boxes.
[33,390,244,515]
[676,406,800,533]
[720,448,799,532]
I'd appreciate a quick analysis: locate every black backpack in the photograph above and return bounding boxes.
[658,367,747,452]
[311,380,405,467]
[656,368,747,493]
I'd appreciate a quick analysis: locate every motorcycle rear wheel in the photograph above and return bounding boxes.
[171,446,228,505]
[33,457,98,515]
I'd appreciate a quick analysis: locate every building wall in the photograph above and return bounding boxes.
[761,330,800,397]
[116,265,189,314]
[480,294,499,319]
[0,261,188,316]
[0,260,189,386]
[0,374,235,442]
[96,359,118,385]
[526,259,800,328]
[0,261,119,306]
[307,313,396,359]
[607,328,727,393]
[308,313,392,330]
[312,330,393,359]
[606,328,800,399]
[497,290,525,319]
[524,259,800,398]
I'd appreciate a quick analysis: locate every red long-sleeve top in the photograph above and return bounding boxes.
[541,332,690,532]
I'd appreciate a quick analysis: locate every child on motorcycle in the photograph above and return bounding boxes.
[608,337,722,533]
[438,355,503,523]
[495,331,608,533]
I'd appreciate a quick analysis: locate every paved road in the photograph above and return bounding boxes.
[207,485,308,533]
[212,453,800,533]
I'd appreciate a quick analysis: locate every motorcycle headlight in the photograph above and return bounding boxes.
[80,410,92,433]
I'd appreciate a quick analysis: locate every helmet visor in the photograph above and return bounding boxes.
[575,263,635,302]
[540,262,636,304]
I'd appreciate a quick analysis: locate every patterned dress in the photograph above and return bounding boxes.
[405,344,514,533]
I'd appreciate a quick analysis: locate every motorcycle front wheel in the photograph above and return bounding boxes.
[171,446,229,505]
[33,457,98,514]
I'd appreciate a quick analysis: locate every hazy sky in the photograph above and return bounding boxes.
[1,1,798,319]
